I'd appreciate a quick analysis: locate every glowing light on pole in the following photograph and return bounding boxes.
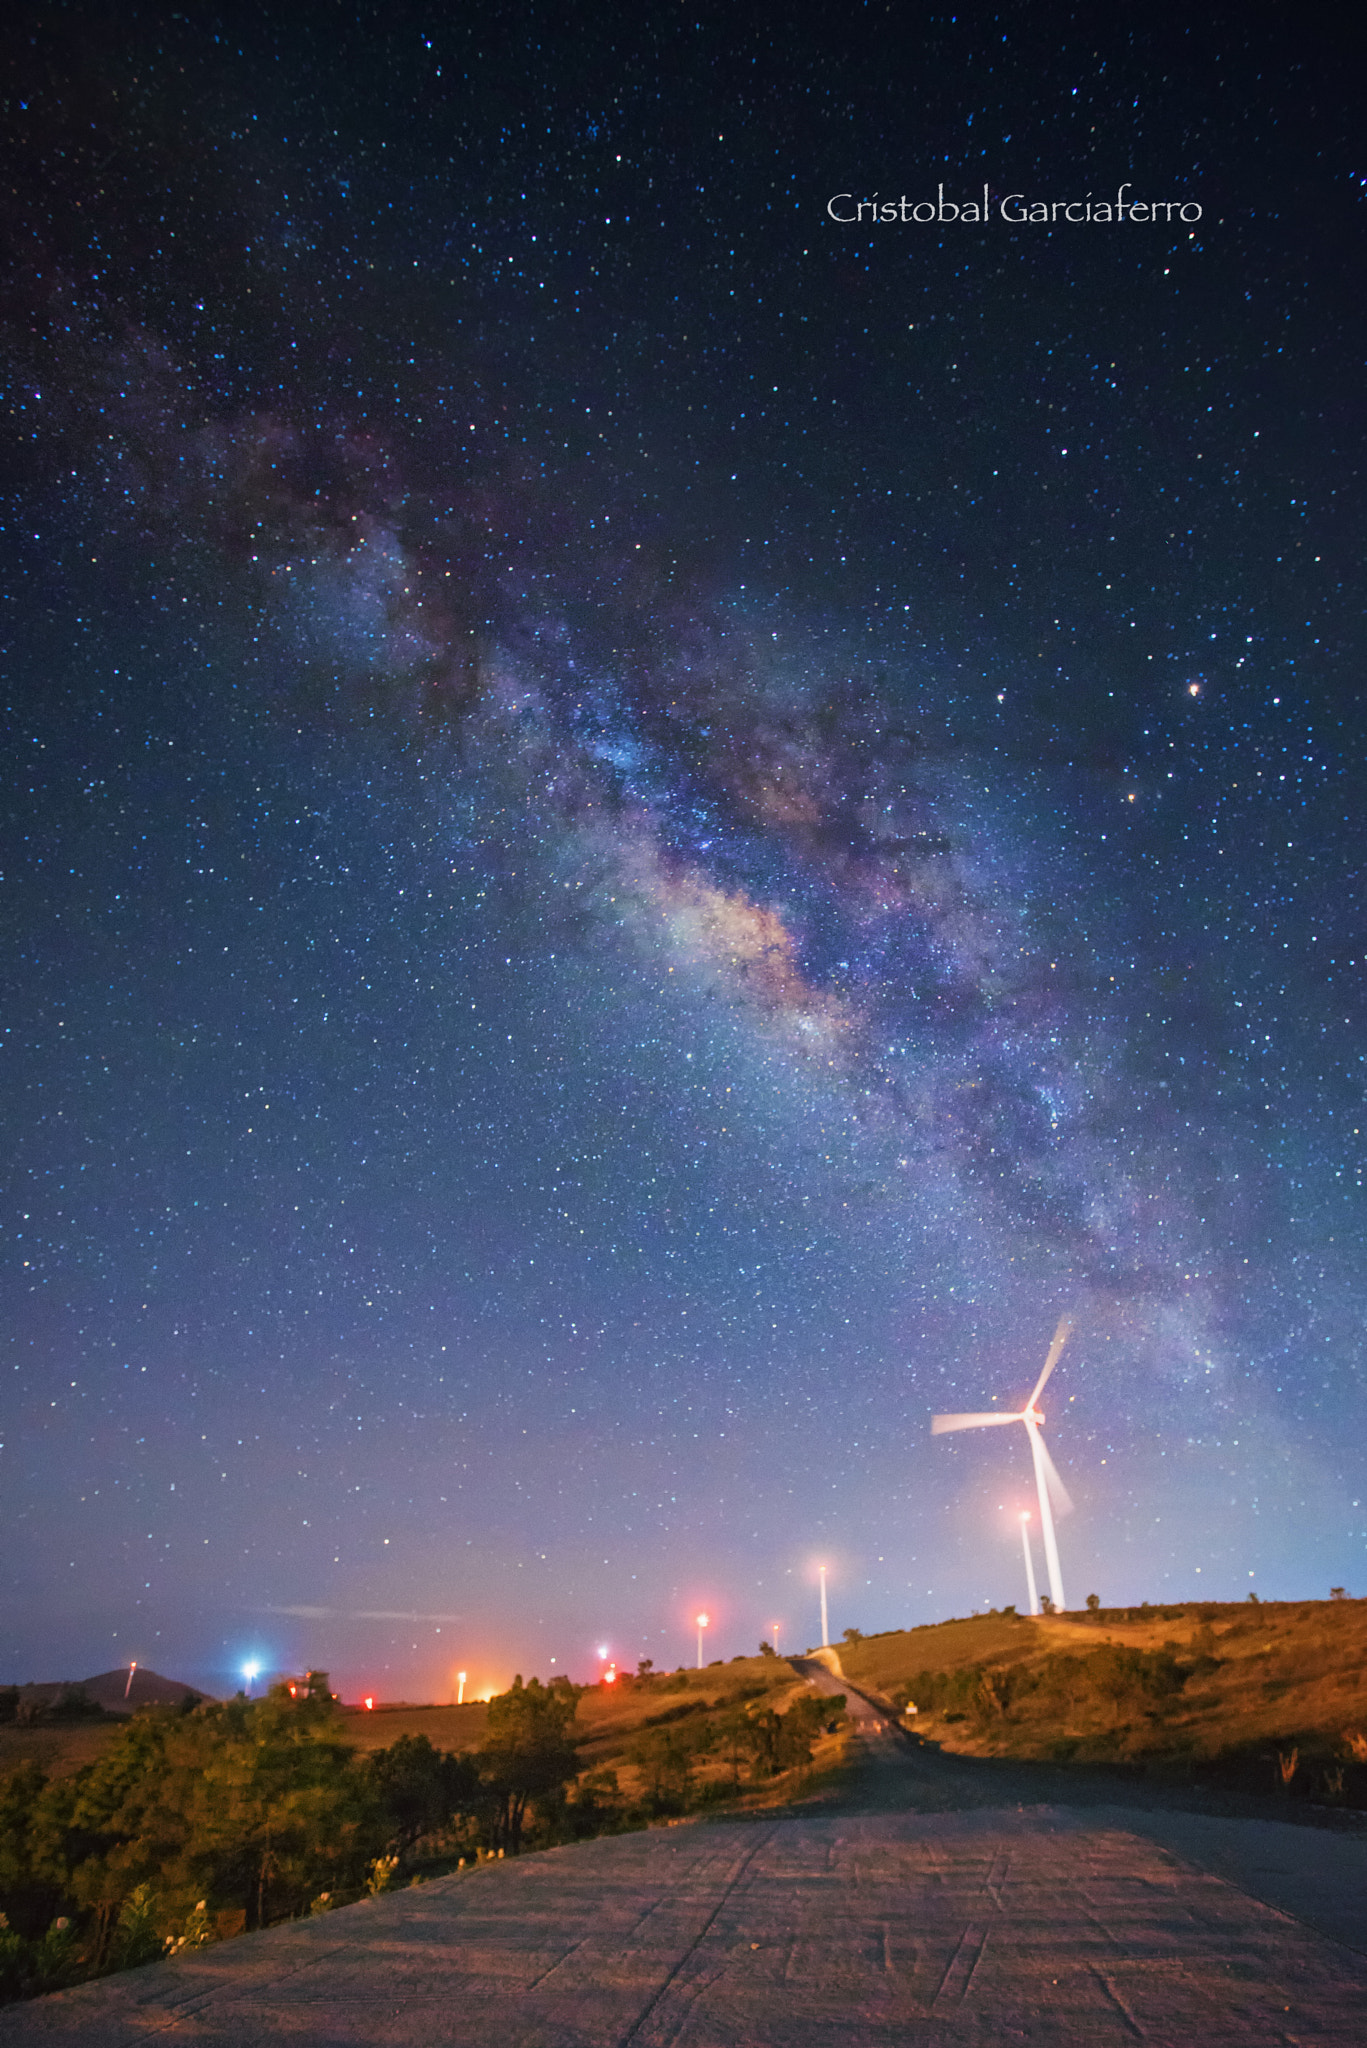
[696,1613,709,1668]
[124,1660,137,1700]
[772,1621,781,1658]
[243,1661,260,1698]
[457,1671,467,1705]
[819,1565,829,1648]
[1019,1512,1040,1617]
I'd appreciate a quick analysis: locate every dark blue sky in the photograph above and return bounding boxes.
[2,3,1362,1701]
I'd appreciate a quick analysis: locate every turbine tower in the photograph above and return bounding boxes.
[932,1316,1075,1612]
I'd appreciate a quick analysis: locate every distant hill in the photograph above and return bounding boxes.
[8,1669,215,1719]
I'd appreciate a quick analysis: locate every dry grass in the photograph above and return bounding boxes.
[0,1721,124,1782]
[837,1598,1367,1800]
[0,1655,808,1807]
[335,1701,490,1753]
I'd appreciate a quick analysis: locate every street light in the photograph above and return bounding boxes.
[243,1661,260,1698]
[771,1621,781,1658]
[818,1565,829,1648]
[457,1671,467,1705]
[696,1612,709,1668]
[1019,1512,1040,1617]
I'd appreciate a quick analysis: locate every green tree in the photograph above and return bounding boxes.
[54,1687,380,1937]
[478,1678,579,1854]
[0,1764,60,1938]
[368,1736,479,1868]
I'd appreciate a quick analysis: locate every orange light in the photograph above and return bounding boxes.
[604,1665,617,1685]
[696,1612,709,1628]
[364,1696,374,1711]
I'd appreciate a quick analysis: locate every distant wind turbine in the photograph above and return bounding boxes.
[932,1316,1075,1612]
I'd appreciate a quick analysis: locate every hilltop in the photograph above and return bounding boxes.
[830,1596,1367,1807]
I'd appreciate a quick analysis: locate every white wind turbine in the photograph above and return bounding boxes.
[932,1316,1075,1613]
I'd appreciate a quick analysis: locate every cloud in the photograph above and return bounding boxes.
[259,1606,466,1623]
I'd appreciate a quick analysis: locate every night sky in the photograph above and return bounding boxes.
[2,6,1363,1704]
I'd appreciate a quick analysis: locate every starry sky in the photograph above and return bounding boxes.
[2,5,1363,1702]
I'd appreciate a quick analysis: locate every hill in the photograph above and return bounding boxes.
[833,1597,1367,1807]
[0,1668,216,1778]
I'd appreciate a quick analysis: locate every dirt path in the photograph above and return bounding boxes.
[6,1675,1367,2045]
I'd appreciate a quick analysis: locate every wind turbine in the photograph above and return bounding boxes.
[932,1316,1075,1613]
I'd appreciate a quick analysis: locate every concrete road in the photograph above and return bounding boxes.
[6,1673,1367,2045]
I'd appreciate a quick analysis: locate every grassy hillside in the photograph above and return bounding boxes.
[836,1598,1367,1806]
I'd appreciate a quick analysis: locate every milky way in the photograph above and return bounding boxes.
[2,7,1363,1699]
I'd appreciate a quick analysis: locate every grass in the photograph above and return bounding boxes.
[833,1597,1367,1806]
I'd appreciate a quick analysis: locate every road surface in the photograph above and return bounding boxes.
[5,1664,1367,2044]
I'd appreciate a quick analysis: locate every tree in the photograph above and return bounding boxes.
[58,1687,381,1935]
[1086,1593,1101,1613]
[758,1641,776,1658]
[478,1678,579,1854]
[368,1736,479,1869]
[0,1763,58,1938]
[738,1695,843,1781]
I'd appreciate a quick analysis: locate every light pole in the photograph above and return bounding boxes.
[457,1671,467,1705]
[243,1661,260,1699]
[819,1564,829,1648]
[696,1612,709,1668]
[1019,1512,1040,1617]
[772,1621,781,1658]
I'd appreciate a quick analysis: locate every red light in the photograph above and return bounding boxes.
[604,1665,617,1685]
[364,1696,374,1711]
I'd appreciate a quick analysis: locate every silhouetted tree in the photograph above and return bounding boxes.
[368,1735,478,1868]
[478,1677,579,1854]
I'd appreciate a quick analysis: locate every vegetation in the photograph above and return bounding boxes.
[835,1595,1367,1804]
[0,1656,843,2006]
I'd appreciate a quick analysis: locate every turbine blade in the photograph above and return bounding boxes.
[1036,1435,1074,1517]
[1029,1313,1074,1408]
[931,1411,1024,1435]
